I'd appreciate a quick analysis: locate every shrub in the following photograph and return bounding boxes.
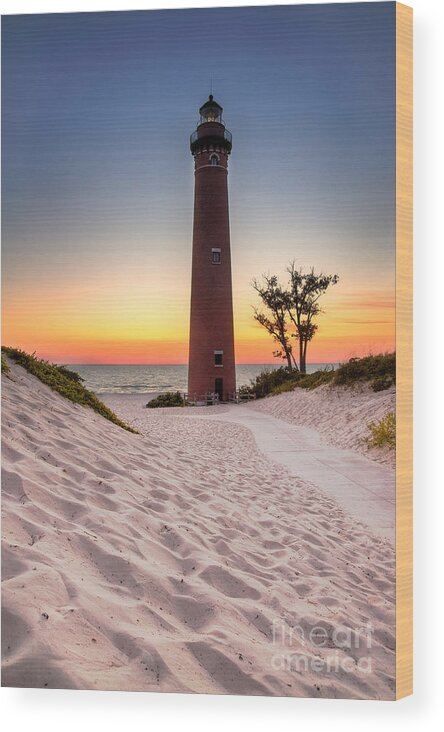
[365,412,396,449]
[147,391,185,408]
[241,365,337,398]
[241,366,298,399]
[1,347,137,433]
[271,380,300,396]
[235,354,397,401]
[269,369,335,395]
[296,369,335,390]
[57,365,84,383]
[334,353,395,388]
[371,375,395,392]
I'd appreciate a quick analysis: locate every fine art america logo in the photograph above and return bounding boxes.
[271,619,373,675]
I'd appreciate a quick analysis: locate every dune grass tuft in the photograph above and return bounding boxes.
[1,347,138,434]
[365,412,396,449]
[1,355,11,376]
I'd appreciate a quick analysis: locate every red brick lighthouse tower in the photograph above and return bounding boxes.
[188,95,236,402]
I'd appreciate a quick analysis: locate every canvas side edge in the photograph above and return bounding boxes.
[395,0,413,701]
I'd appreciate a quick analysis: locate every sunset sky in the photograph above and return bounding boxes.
[2,3,396,364]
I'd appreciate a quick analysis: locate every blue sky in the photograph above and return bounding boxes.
[2,3,396,362]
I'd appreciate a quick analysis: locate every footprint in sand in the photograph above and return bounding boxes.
[172,595,216,631]
[199,565,260,600]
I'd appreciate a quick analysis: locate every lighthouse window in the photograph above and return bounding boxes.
[210,155,219,166]
[214,351,223,366]
[211,248,221,264]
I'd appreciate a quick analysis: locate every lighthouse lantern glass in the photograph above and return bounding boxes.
[201,108,221,124]
[199,97,223,125]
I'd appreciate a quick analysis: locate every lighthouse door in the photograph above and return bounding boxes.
[215,378,224,402]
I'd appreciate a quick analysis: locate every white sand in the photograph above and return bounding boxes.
[246,383,396,468]
[2,362,395,698]
[103,395,395,543]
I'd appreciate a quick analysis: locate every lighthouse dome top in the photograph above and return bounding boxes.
[199,95,223,124]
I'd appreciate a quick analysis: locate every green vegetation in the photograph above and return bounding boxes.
[370,375,394,392]
[1,347,137,433]
[269,379,303,396]
[334,353,395,390]
[240,353,396,399]
[1,355,11,376]
[262,368,335,397]
[239,364,336,398]
[56,364,85,383]
[238,366,297,400]
[146,391,186,409]
[288,369,336,391]
[365,412,396,449]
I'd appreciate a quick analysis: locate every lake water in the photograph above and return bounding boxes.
[67,363,338,394]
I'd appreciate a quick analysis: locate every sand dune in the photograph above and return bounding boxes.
[246,383,396,467]
[2,362,395,697]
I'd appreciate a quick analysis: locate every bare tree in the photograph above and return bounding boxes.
[286,263,339,373]
[252,275,297,371]
[252,265,339,373]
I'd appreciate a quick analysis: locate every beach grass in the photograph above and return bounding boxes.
[334,353,395,388]
[1,347,138,434]
[241,353,396,399]
[365,411,396,449]
[1,355,11,376]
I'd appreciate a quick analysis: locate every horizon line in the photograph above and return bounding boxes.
[63,360,341,366]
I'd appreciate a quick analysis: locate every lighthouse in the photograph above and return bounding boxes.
[188,95,236,402]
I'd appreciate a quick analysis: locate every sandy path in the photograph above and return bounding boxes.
[103,397,395,543]
[201,408,394,543]
[246,384,396,468]
[2,364,395,698]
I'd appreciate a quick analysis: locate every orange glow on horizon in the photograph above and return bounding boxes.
[2,278,395,365]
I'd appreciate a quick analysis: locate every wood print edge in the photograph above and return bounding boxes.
[395,0,413,701]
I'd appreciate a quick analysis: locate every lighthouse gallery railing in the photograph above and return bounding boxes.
[190,128,232,146]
